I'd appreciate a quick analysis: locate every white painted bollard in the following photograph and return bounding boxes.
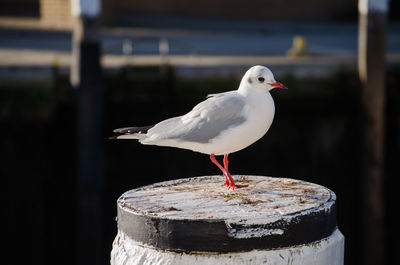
[111,176,344,265]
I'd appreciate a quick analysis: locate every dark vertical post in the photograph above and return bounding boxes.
[358,1,388,264]
[70,1,105,265]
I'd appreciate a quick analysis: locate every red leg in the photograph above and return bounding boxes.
[223,154,235,187]
[223,154,248,189]
[210,154,247,189]
[223,154,229,171]
[210,154,231,188]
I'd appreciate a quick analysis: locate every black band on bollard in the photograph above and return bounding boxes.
[116,176,337,253]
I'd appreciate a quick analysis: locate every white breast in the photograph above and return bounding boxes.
[186,90,274,155]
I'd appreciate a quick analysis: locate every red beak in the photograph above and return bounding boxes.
[270,82,288,89]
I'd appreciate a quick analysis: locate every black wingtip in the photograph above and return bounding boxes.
[113,125,155,135]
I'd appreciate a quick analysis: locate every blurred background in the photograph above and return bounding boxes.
[1,1,399,265]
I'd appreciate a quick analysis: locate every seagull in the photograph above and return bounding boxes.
[112,65,287,189]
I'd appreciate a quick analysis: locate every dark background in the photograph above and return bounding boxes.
[1,1,400,265]
[2,65,400,264]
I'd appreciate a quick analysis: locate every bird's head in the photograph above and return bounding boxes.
[240,65,287,93]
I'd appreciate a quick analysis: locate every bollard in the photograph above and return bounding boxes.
[111,176,344,265]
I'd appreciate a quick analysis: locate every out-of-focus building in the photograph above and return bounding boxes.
[0,0,359,30]
[0,0,39,17]
[40,0,71,28]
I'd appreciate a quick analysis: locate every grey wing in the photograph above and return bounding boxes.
[143,92,247,143]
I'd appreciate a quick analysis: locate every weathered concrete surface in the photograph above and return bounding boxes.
[112,176,344,264]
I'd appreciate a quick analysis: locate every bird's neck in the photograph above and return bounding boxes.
[237,80,251,95]
[237,73,251,92]
[237,83,267,98]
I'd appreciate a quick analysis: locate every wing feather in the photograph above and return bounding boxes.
[142,91,246,144]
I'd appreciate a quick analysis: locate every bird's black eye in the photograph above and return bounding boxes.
[258,77,265,82]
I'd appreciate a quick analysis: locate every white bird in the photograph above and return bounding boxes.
[112,65,287,189]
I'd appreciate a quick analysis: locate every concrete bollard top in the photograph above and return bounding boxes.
[116,175,337,253]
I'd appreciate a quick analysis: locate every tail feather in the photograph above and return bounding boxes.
[112,134,145,139]
[111,125,154,139]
